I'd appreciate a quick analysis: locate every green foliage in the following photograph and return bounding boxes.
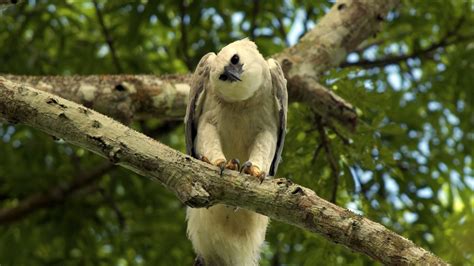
[0,0,473,265]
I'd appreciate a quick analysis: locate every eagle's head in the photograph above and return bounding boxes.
[210,38,268,102]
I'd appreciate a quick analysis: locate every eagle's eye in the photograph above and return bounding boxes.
[231,54,239,65]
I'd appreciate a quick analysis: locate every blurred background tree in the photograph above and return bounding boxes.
[0,0,473,265]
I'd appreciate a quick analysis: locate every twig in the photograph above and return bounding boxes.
[312,143,324,163]
[316,117,340,204]
[326,123,351,145]
[92,0,124,73]
[298,5,313,40]
[99,188,126,230]
[276,16,289,46]
[0,163,114,224]
[341,16,471,69]
[249,0,260,39]
[179,0,192,70]
[340,37,461,68]
[350,32,411,54]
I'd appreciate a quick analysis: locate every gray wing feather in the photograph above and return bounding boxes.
[268,59,288,176]
[185,52,215,157]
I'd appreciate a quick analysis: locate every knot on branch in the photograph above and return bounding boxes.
[181,182,212,208]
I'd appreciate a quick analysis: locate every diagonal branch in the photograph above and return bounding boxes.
[0,76,447,265]
[0,163,114,224]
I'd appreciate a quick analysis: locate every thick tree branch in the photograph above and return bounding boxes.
[274,0,400,76]
[1,74,191,124]
[0,163,114,224]
[0,77,447,265]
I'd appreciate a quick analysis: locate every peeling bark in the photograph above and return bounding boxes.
[0,76,447,265]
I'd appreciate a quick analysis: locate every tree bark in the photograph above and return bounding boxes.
[1,74,191,124]
[0,76,447,265]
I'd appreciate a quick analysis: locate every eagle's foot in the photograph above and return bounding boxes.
[225,158,240,171]
[198,155,226,175]
[198,154,211,164]
[240,161,266,183]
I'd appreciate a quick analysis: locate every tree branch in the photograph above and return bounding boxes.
[0,0,402,131]
[0,77,447,265]
[274,0,400,76]
[0,74,191,124]
[0,162,114,224]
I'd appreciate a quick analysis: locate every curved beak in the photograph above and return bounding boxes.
[219,63,243,82]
